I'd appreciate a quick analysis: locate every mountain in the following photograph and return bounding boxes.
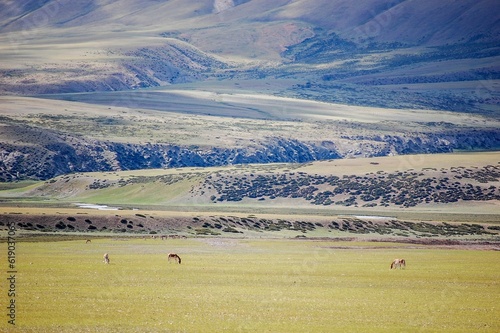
[0,0,498,113]
[0,1,499,181]
[2,0,497,44]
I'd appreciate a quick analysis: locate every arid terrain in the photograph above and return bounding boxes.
[0,1,498,232]
[1,152,499,243]
[1,93,499,181]
[0,0,499,110]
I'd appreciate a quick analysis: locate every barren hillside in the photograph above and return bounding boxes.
[0,0,498,113]
[0,0,499,182]
[1,95,499,181]
[1,152,499,237]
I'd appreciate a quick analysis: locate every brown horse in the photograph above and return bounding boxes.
[168,253,181,264]
[103,253,110,264]
[390,258,406,269]
[86,239,91,243]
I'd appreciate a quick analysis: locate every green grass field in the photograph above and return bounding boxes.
[1,237,498,332]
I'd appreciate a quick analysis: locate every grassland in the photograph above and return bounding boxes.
[1,3,499,330]
[0,237,498,333]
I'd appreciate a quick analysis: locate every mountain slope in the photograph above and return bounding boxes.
[0,1,499,181]
[3,152,500,221]
[0,0,500,91]
[2,0,497,45]
[1,0,498,104]
[1,95,499,181]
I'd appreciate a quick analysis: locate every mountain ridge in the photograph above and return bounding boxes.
[0,1,499,181]
[1,0,498,100]
[0,0,500,85]
[4,0,497,44]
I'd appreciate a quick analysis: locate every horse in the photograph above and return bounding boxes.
[86,239,91,243]
[168,253,181,264]
[103,253,110,264]
[390,258,406,269]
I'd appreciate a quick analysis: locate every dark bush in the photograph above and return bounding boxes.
[55,222,66,229]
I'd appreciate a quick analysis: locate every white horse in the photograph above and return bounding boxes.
[103,253,110,264]
[390,258,406,269]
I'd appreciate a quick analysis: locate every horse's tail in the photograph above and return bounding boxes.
[178,256,181,264]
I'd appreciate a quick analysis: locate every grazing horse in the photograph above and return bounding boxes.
[168,253,181,264]
[86,239,91,243]
[390,258,406,269]
[103,253,110,264]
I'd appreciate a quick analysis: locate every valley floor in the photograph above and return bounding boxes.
[0,236,498,333]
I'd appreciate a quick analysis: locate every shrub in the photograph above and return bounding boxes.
[55,222,66,229]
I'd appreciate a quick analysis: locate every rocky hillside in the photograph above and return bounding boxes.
[0,0,498,113]
[0,1,499,181]
[203,163,500,208]
[1,120,499,181]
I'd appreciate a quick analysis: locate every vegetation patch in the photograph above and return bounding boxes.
[205,164,500,208]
